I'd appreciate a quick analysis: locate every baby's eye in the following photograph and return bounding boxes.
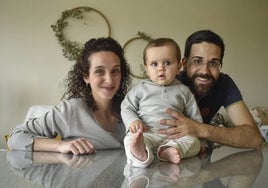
[164,61,172,66]
[150,62,158,67]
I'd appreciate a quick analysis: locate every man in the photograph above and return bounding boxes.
[159,30,263,149]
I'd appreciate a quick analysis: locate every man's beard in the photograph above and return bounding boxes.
[190,73,216,97]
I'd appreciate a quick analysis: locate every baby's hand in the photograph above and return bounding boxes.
[129,120,146,133]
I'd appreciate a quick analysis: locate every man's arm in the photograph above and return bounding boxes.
[220,101,263,148]
[158,101,264,149]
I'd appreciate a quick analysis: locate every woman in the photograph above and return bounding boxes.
[8,37,131,155]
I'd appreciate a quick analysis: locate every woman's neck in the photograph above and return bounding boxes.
[96,99,113,114]
[94,100,117,132]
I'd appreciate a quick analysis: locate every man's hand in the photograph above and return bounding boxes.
[158,108,201,139]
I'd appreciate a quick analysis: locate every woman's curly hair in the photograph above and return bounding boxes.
[62,37,131,118]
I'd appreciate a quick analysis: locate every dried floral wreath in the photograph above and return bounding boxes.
[51,7,153,79]
[51,6,111,61]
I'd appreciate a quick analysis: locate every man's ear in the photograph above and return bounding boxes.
[181,58,187,71]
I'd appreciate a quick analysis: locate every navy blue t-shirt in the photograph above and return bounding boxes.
[177,71,243,123]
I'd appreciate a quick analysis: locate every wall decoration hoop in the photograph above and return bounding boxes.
[51,7,111,61]
[123,32,153,79]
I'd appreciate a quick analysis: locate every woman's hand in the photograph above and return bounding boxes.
[158,108,201,139]
[32,150,93,168]
[58,154,93,169]
[58,138,96,155]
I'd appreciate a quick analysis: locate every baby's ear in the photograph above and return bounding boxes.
[144,65,149,76]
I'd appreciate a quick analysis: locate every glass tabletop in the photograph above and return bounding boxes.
[1,144,268,188]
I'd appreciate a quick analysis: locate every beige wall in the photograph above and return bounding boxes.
[0,0,267,148]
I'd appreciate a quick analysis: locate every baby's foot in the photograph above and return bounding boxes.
[130,131,147,161]
[159,147,181,164]
[130,176,148,188]
[159,162,180,181]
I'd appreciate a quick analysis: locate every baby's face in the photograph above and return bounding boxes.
[145,45,180,86]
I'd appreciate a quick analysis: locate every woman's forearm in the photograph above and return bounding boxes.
[33,138,62,152]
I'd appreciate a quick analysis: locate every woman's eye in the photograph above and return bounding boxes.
[112,69,121,75]
[95,69,105,75]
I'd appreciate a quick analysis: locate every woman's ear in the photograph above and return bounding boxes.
[83,74,89,85]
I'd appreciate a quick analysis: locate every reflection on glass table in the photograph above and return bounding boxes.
[7,150,126,188]
[122,149,263,188]
[5,144,268,188]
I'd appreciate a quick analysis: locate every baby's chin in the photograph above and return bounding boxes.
[157,80,173,86]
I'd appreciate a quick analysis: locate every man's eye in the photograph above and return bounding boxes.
[209,61,219,67]
[193,59,202,65]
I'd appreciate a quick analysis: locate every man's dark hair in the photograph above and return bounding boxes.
[184,30,225,61]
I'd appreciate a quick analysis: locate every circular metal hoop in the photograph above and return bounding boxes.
[51,6,111,61]
[123,33,153,79]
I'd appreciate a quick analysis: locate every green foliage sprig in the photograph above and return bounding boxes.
[51,7,111,61]
[137,31,153,42]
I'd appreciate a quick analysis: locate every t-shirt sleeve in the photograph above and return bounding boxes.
[221,74,243,108]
